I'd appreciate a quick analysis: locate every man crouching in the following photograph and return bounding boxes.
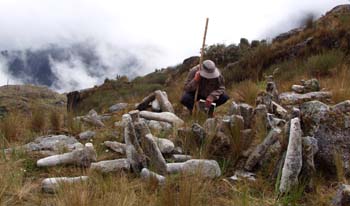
[180,60,229,115]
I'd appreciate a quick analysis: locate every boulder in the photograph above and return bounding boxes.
[279,91,331,106]
[78,131,96,141]
[109,103,128,113]
[147,120,172,132]
[333,100,350,113]
[90,159,130,173]
[300,100,330,136]
[37,143,97,167]
[8,135,83,154]
[291,85,305,94]
[332,184,350,206]
[279,118,303,193]
[154,90,174,113]
[182,159,221,179]
[42,176,88,193]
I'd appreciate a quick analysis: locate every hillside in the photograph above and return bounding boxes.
[1,4,350,206]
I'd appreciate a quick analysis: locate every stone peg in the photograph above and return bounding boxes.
[244,128,281,171]
[37,143,97,167]
[139,111,184,127]
[42,176,88,193]
[279,118,303,193]
[140,168,166,185]
[90,159,130,173]
[278,91,332,106]
[154,90,174,113]
[141,134,168,175]
[124,121,146,173]
[104,141,126,154]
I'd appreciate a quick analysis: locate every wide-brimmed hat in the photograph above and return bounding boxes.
[200,60,220,79]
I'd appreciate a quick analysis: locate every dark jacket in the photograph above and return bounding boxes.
[184,65,226,100]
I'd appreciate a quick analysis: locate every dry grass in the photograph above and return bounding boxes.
[321,65,350,103]
[31,108,46,134]
[230,80,263,106]
[50,109,62,133]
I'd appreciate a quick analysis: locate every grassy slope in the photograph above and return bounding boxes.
[1,5,350,206]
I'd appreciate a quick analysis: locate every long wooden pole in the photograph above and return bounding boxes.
[192,18,209,116]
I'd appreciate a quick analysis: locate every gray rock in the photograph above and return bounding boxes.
[302,136,319,173]
[182,159,221,179]
[279,118,303,193]
[272,101,288,119]
[104,141,126,154]
[140,168,166,185]
[90,159,130,173]
[109,103,128,113]
[228,101,241,115]
[42,176,88,193]
[37,143,97,167]
[166,162,184,174]
[332,184,350,206]
[78,131,96,141]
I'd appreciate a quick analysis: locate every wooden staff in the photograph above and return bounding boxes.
[193,18,209,116]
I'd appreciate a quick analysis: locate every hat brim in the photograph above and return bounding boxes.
[200,68,220,79]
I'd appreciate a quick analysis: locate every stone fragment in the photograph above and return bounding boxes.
[272,101,288,119]
[104,141,126,154]
[302,136,319,173]
[192,123,206,144]
[42,176,88,193]
[136,92,156,111]
[300,100,330,136]
[147,120,172,132]
[37,143,97,167]
[302,79,320,93]
[140,168,166,185]
[167,162,184,174]
[279,118,303,193]
[90,159,130,173]
[244,128,281,171]
[109,103,128,113]
[228,101,241,115]
[78,131,96,141]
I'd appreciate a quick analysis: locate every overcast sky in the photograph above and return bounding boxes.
[0,0,348,91]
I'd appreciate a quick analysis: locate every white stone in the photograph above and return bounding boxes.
[42,176,88,193]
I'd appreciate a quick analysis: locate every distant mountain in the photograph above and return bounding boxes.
[0,42,143,90]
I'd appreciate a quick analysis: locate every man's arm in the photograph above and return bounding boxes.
[184,65,199,92]
[208,75,226,101]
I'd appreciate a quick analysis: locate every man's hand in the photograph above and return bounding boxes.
[206,96,214,108]
[194,71,201,82]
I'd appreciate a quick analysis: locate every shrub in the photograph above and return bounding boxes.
[305,50,344,76]
[50,109,61,132]
[30,109,46,133]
